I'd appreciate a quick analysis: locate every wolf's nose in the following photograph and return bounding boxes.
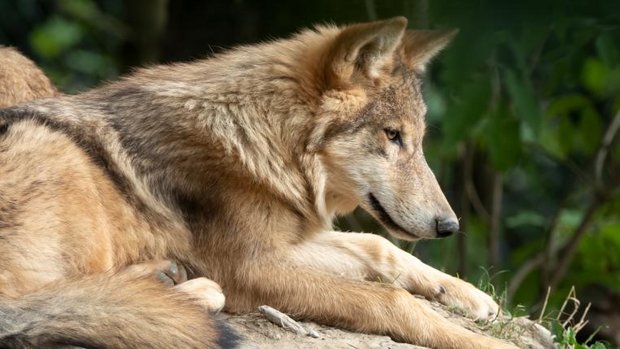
[435,217,459,238]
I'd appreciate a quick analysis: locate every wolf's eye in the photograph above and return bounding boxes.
[384,129,402,147]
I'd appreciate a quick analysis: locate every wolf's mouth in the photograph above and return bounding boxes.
[367,193,417,238]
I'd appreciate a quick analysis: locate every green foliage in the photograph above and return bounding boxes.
[414,2,620,345]
[31,16,84,58]
[573,220,620,294]
[551,321,610,349]
[424,0,620,309]
[0,0,125,92]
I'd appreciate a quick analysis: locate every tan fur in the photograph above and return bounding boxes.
[0,267,222,348]
[0,47,58,108]
[0,50,231,348]
[0,18,517,348]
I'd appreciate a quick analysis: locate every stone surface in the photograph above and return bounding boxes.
[220,298,557,349]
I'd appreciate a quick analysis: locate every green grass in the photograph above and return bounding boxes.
[474,274,612,349]
[539,286,610,349]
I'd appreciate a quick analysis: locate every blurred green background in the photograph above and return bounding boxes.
[1,0,619,345]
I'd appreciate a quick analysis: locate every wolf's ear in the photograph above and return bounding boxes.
[325,17,407,88]
[402,29,458,71]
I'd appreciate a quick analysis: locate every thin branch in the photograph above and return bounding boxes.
[527,25,554,76]
[595,110,620,188]
[258,305,320,338]
[537,286,551,323]
[540,196,569,289]
[457,144,470,278]
[507,200,569,303]
[364,0,377,21]
[547,199,601,291]
[556,286,578,324]
[464,145,492,224]
[574,302,592,333]
[489,172,503,269]
[508,254,544,302]
[487,58,503,271]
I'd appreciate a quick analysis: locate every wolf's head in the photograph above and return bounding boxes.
[308,17,458,240]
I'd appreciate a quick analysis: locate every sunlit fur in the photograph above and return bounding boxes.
[0,18,517,348]
[0,47,58,108]
[0,48,231,349]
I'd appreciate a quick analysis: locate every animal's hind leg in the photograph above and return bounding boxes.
[123,260,226,313]
[0,121,118,298]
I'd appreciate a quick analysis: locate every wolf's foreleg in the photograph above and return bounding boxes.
[227,256,516,349]
[288,231,499,321]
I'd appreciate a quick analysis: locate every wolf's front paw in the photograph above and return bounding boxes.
[432,277,499,321]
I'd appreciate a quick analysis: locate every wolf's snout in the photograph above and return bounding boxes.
[435,217,459,238]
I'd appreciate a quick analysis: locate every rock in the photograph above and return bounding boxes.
[222,312,423,349]
[221,298,557,349]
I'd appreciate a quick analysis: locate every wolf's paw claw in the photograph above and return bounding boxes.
[155,260,188,286]
[124,259,188,286]
[434,279,500,321]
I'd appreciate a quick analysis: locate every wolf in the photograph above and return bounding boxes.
[0,17,518,348]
